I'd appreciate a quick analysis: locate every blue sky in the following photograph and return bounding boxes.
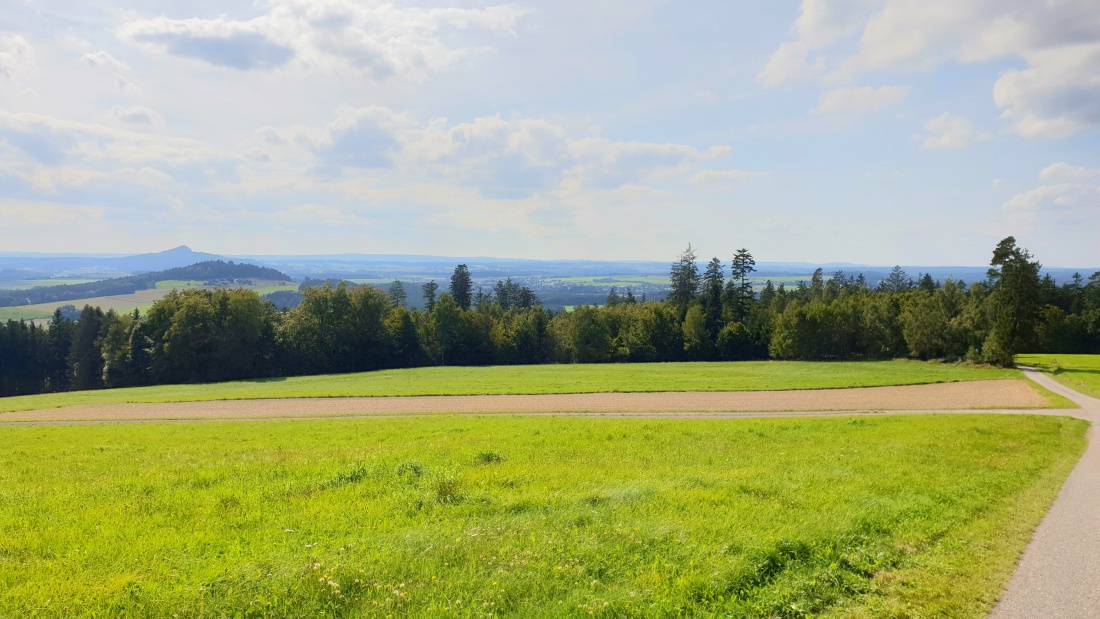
[0,0,1097,266]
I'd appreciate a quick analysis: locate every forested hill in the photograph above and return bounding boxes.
[0,261,292,308]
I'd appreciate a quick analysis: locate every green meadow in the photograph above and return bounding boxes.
[1016,354,1100,400]
[0,414,1085,618]
[0,360,1026,413]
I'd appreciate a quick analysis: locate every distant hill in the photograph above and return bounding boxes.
[0,261,292,308]
[105,245,225,273]
[0,246,228,276]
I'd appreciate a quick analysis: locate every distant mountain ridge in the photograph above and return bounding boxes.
[0,246,228,277]
[0,247,1096,285]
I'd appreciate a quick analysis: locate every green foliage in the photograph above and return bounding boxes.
[388,279,408,308]
[450,265,473,311]
[984,237,1043,365]
[682,305,711,360]
[421,280,439,312]
[668,244,700,306]
[0,414,1085,617]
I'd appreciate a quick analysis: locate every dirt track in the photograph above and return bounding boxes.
[0,379,1050,423]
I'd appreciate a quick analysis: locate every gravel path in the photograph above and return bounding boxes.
[0,379,1048,422]
[990,368,1100,619]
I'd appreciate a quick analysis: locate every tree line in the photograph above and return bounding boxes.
[1,238,1098,397]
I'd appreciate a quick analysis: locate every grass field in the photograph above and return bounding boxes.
[1016,354,1100,400]
[0,361,1031,414]
[0,282,296,322]
[0,414,1085,617]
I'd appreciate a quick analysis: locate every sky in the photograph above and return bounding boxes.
[0,0,1098,266]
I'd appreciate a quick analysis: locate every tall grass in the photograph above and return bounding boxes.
[0,413,1085,617]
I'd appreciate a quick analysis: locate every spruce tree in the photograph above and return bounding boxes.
[422,280,439,312]
[983,236,1042,365]
[388,279,407,308]
[702,258,724,337]
[669,244,700,306]
[730,249,756,320]
[450,264,473,310]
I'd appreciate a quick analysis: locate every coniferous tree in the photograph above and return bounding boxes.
[388,279,408,308]
[881,266,912,293]
[669,244,700,306]
[474,287,491,312]
[983,236,1042,365]
[422,280,439,312]
[606,287,622,306]
[759,280,776,306]
[809,268,825,300]
[918,273,938,293]
[68,305,104,391]
[450,264,473,310]
[702,257,724,337]
[517,287,540,309]
[730,249,756,320]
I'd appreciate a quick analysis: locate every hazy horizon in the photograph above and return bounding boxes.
[1,1,1097,265]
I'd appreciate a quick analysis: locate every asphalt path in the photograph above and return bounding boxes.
[990,367,1100,619]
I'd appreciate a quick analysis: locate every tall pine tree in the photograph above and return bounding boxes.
[450,264,473,310]
[669,244,700,306]
[730,248,756,321]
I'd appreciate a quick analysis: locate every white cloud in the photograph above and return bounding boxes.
[1040,162,1100,182]
[758,41,817,88]
[111,106,164,126]
[919,113,992,149]
[810,85,908,115]
[0,109,216,169]
[762,0,1100,137]
[81,50,129,72]
[0,34,35,81]
[80,49,137,91]
[757,0,878,86]
[1003,162,1100,228]
[689,169,770,185]
[0,201,105,225]
[993,42,1100,139]
[117,0,526,80]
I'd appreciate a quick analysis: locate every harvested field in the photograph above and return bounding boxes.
[1,378,1051,422]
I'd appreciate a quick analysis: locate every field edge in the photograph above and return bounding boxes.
[825,414,1090,618]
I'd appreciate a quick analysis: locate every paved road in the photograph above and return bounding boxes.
[990,367,1100,619]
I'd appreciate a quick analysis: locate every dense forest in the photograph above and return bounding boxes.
[0,261,291,308]
[1,237,1098,397]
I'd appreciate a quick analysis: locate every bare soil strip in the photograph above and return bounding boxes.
[991,368,1100,619]
[0,379,1046,423]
